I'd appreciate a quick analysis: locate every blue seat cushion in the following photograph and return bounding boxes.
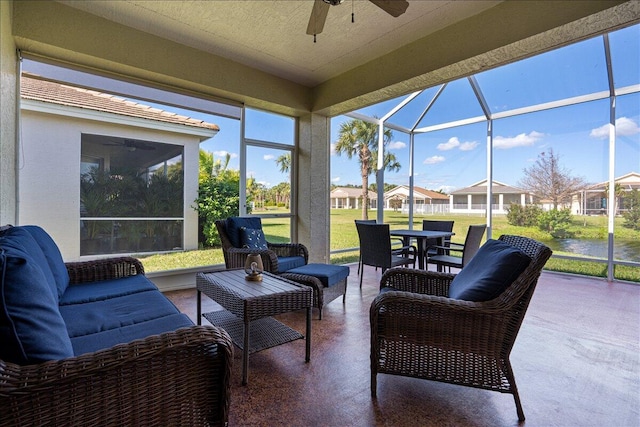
[226,216,262,248]
[277,256,306,273]
[286,263,350,288]
[70,313,194,356]
[240,227,268,250]
[0,229,74,364]
[60,289,182,338]
[449,239,531,302]
[60,275,159,305]
[23,225,70,299]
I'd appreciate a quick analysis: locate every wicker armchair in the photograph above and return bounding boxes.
[370,235,552,421]
[0,257,234,427]
[215,219,308,273]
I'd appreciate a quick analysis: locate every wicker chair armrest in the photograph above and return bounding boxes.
[429,244,462,254]
[370,291,513,350]
[267,242,309,263]
[226,247,280,272]
[380,267,454,296]
[391,244,417,255]
[0,325,233,427]
[65,256,145,285]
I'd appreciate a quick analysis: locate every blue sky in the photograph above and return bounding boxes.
[199,24,639,192]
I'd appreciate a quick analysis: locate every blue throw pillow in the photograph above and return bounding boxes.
[226,216,262,248]
[240,227,268,250]
[0,232,75,364]
[448,239,531,302]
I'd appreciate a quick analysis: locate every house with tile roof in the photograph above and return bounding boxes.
[330,187,377,209]
[19,75,219,260]
[449,179,538,215]
[383,185,450,214]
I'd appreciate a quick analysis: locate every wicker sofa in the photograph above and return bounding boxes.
[0,225,233,426]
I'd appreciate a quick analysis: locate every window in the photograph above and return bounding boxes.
[80,135,184,255]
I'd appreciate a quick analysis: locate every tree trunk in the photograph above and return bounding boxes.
[361,168,369,220]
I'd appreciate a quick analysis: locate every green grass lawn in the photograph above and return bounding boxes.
[138,209,639,282]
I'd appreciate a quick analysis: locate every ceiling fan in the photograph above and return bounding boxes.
[103,139,156,151]
[307,0,409,41]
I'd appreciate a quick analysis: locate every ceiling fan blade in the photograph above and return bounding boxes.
[368,0,409,17]
[306,0,330,35]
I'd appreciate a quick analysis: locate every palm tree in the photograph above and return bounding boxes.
[334,119,400,220]
[275,153,291,174]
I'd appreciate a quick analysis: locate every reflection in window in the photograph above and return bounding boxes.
[80,134,184,255]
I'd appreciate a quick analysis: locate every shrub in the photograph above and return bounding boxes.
[194,178,241,247]
[537,208,575,238]
[506,203,543,227]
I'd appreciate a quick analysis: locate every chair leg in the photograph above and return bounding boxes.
[359,267,364,288]
[371,372,377,398]
[505,361,525,421]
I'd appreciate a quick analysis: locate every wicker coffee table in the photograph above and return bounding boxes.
[196,269,312,385]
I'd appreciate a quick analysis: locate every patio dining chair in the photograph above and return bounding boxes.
[421,219,454,266]
[427,224,486,272]
[354,219,377,276]
[355,222,417,288]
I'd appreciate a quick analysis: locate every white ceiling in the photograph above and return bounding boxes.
[59,0,502,87]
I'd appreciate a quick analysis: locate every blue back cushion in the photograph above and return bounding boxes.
[1,227,58,301]
[23,225,70,299]
[0,229,74,364]
[226,217,263,248]
[449,239,531,302]
[240,227,268,250]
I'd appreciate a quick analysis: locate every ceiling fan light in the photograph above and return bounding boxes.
[322,0,343,5]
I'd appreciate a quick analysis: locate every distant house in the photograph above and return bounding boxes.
[330,187,377,209]
[383,185,449,214]
[449,179,537,214]
[573,172,640,215]
[19,75,219,259]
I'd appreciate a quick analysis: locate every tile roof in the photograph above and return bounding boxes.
[21,75,219,131]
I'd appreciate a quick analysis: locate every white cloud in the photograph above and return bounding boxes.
[590,117,640,139]
[437,137,460,151]
[437,137,478,151]
[423,155,445,165]
[263,154,275,160]
[213,150,238,159]
[388,141,406,150]
[331,177,341,183]
[330,143,336,156]
[493,131,544,149]
[459,141,478,151]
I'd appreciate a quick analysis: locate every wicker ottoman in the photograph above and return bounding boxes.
[280,263,349,320]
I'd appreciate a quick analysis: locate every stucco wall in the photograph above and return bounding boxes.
[19,108,201,260]
[0,1,17,225]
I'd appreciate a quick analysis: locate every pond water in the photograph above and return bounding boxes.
[545,239,640,261]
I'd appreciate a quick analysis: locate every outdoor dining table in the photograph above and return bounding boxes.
[389,229,455,270]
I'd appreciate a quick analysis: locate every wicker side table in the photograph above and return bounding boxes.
[196,269,312,385]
